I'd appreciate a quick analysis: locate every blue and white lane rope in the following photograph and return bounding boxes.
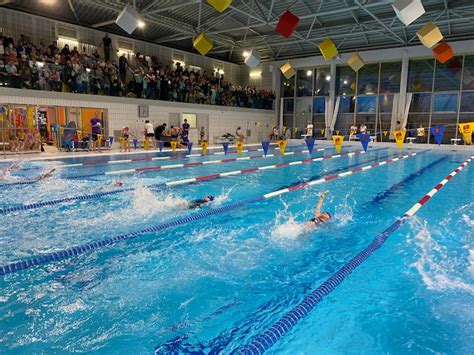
[0,152,417,276]
[0,149,364,215]
[240,155,473,355]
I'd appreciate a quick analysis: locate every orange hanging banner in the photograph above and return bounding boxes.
[332,135,344,153]
[392,130,406,149]
[458,122,473,144]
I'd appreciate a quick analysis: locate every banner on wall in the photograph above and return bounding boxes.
[305,137,315,154]
[158,141,164,152]
[236,141,244,155]
[458,122,473,144]
[261,140,271,156]
[171,141,177,152]
[392,130,406,149]
[222,142,229,155]
[358,133,370,152]
[430,125,445,145]
[201,141,208,155]
[187,142,193,154]
[277,140,287,155]
[332,135,344,153]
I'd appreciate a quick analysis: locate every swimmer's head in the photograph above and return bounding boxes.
[122,126,129,131]
[115,182,124,187]
[321,212,332,221]
[205,195,214,201]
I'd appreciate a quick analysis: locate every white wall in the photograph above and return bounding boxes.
[0,87,276,143]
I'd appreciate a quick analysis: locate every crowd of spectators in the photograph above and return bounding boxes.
[0,33,275,110]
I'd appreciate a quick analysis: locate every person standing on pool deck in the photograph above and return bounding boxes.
[154,123,167,141]
[182,119,190,137]
[143,120,156,150]
[236,127,245,142]
[304,191,332,229]
[90,111,102,152]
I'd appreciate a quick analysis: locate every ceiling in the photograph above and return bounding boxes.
[3,0,474,63]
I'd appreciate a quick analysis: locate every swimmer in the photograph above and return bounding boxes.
[304,191,332,229]
[30,168,56,182]
[95,181,124,191]
[188,195,214,209]
[0,161,22,179]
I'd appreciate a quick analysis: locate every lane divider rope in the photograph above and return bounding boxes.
[64,149,325,179]
[0,151,419,276]
[0,149,366,215]
[240,155,473,355]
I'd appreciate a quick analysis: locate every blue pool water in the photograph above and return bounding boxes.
[0,144,473,354]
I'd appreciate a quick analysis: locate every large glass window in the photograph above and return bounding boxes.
[339,95,355,113]
[283,99,294,114]
[461,92,474,112]
[408,59,434,92]
[410,93,432,112]
[336,66,356,95]
[295,97,312,137]
[314,67,330,96]
[435,57,462,91]
[430,114,458,144]
[358,63,379,95]
[357,96,377,113]
[296,69,313,97]
[313,97,325,114]
[380,62,401,93]
[281,76,295,97]
[462,55,474,91]
[433,93,458,112]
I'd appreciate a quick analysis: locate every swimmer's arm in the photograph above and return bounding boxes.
[314,191,328,216]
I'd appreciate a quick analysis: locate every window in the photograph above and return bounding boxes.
[181,113,196,128]
[462,55,474,91]
[357,96,377,113]
[379,94,395,113]
[339,95,355,113]
[296,69,313,97]
[336,66,356,95]
[380,62,401,93]
[461,92,474,112]
[410,93,432,112]
[435,57,462,91]
[281,76,295,97]
[314,67,330,96]
[433,93,458,113]
[358,63,379,95]
[313,97,325,114]
[408,59,434,92]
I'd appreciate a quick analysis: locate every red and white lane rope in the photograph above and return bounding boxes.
[163,150,365,187]
[94,149,324,176]
[262,153,417,199]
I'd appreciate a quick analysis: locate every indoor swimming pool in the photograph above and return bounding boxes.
[0,144,473,354]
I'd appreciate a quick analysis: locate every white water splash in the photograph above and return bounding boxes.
[211,184,238,206]
[408,218,474,294]
[270,200,307,240]
[132,184,188,216]
[468,249,474,275]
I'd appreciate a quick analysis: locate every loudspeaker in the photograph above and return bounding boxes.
[244,50,261,69]
[116,5,140,34]
[392,0,425,26]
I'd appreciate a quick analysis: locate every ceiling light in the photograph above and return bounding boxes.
[39,0,56,5]
[325,75,331,81]
[137,20,145,28]
[242,51,250,58]
[343,80,348,85]
[306,70,312,77]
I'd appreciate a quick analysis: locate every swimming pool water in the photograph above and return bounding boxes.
[0,145,473,353]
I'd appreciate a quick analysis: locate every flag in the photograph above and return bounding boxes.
[392,130,406,149]
[171,141,177,152]
[305,137,315,154]
[458,122,473,144]
[158,141,164,152]
[222,142,229,155]
[187,142,193,154]
[332,135,344,153]
[201,141,208,155]
[430,125,445,145]
[236,141,244,155]
[277,140,287,155]
[261,141,270,156]
[359,133,370,152]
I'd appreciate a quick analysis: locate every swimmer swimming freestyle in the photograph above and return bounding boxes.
[304,191,332,229]
[189,195,214,209]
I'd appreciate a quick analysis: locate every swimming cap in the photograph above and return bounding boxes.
[207,195,214,201]
[123,126,129,130]
[325,212,332,220]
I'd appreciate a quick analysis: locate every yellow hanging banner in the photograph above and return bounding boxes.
[236,141,244,155]
[27,107,34,129]
[171,140,177,152]
[458,122,473,144]
[59,127,64,134]
[383,131,388,137]
[277,140,287,155]
[335,130,339,135]
[119,136,124,149]
[201,141,208,155]
[143,139,149,150]
[293,127,298,133]
[332,135,344,153]
[98,134,103,147]
[77,130,82,140]
[392,130,406,149]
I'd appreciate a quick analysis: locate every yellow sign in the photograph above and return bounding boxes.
[277,140,287,155]
[119,136,124,149]
[332,135,344,153]
[458,122,473,144]
[392,130,406,149]
[236,141,244,155]
[383,131,388,137]
[201,141,208,155]
[171,141,177,152]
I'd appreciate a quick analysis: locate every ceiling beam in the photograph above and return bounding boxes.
[142,0,201,16]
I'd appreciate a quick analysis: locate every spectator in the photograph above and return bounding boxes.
[143,119,156,149]
[154,123,167,141]
[416,124,425,143]
[199,126,206,143]
[118,53,128,83]
[90,111,102,152]
[182,118,190,137]
[359,122,367,133]
[101,33,112,62]
[236,126,245,142]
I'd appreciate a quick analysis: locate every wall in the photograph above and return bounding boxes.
[240,62,275,92]
[0,87,276,143]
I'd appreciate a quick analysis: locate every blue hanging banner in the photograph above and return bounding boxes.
[109,136,114,145]
[222,142,229,155]
[430,125,445,145]
[187,141,193,154]
[133,138,138,149]
[358,132,370,152]
[305,137,315,154]
[261,140,270,156]
[158,141,164,152]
